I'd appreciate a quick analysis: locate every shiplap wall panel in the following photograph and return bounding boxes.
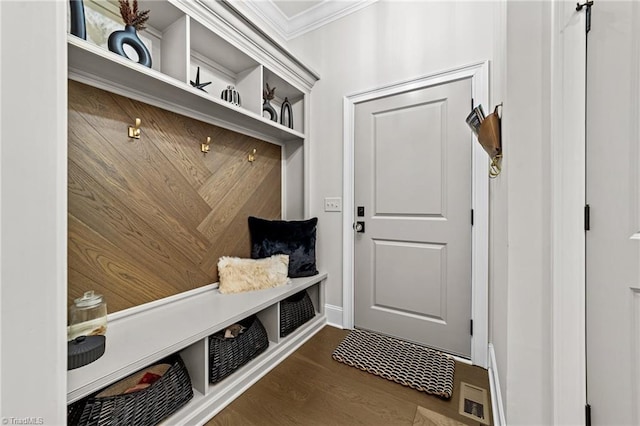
[68,81,281,312]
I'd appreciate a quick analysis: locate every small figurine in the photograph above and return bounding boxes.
[262,83,277,122]
[190,67,212,92]
[263,83,276,102]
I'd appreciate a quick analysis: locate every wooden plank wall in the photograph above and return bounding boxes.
[68,81,281,313]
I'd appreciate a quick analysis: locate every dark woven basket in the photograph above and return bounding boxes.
[280,290,315,337]
[67,355,193,426]
[209,315,269,384]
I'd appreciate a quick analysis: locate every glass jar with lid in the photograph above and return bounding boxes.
[68,290,107,341]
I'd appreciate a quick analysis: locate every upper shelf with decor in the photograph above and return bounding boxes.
[67,0,318,143]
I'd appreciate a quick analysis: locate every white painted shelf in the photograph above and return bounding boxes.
[68,36,306,144]
[68,272,327,404]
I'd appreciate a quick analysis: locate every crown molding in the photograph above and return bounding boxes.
[240,0,377,41]
[186,0,320,90]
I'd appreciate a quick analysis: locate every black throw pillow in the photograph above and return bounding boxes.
[248,216,319,278]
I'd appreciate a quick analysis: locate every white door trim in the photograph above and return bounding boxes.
[550,2,587,423]
[342,61,490,367]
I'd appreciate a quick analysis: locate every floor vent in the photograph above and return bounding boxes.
[459,381,490,425]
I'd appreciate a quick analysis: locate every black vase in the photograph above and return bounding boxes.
[280,97,293,129]
[263,99,277,122]
[69,0,86,39]
[108,25,152,68]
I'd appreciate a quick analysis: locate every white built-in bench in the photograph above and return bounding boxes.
[67,272,327,424]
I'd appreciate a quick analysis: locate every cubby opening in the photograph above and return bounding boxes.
[263,67,305,133]
[190,19,262,115]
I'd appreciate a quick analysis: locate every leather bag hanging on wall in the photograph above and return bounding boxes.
[478,105,501,157]
[478,104,502,178]
[468,104,502,178]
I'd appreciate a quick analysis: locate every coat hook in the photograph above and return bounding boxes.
[128,118,141,139]
[201,136,211,154]
[248,148,256,163]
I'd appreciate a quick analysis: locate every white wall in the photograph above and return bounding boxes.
[285,1,557,424]
[0,1,67,422]
[503,1,553,423]
[286,0,501,310]
[586,1,640,423]
[285,0,512,414]
[488,1,509,419]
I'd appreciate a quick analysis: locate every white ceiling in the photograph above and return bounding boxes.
[272,0,324,18]
[237,0,377,41]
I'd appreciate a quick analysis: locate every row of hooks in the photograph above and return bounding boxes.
[128,118,257,163]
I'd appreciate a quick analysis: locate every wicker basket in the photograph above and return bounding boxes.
[209,315,269,384]
[67,355,193,426]
[280,290,315,337]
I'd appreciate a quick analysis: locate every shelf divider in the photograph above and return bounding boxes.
[256,302,280,344]
[236,65,263,116]
[306,284,321,314]
[161,14,190,84]
[180,338,209,396]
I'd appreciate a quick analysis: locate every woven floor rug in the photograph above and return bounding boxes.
[332,328,455,399]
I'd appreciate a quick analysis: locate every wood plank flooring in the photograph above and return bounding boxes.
[206,326,492,425]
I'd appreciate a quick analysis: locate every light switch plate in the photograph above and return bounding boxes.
[324,197,342,212]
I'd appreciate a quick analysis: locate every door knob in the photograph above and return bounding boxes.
[354,221,365,233]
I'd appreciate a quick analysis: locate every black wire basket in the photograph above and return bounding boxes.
[67,355,193,426]
[280,290,315,338]
[209,315,269,384]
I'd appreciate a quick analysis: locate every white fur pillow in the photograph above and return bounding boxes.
[217,255,289,294]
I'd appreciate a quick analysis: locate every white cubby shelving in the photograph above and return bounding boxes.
[68,0,316,217]
[263,66,305,132]
[70,0,310,139]
[68,36,305,144]
[189,17,263,117]
[67,0,320,423]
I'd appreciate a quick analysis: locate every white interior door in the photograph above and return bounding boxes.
[586,2,640,424]
[354,78,473,358]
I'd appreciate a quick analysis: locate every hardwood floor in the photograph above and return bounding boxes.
[206,326,492,425]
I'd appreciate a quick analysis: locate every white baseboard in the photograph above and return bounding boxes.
[488,343,506,426]
[325,304,344,328]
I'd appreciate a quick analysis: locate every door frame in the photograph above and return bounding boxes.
[342,61,490,368]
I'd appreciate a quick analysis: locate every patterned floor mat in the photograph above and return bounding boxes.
[332,328,455,399]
